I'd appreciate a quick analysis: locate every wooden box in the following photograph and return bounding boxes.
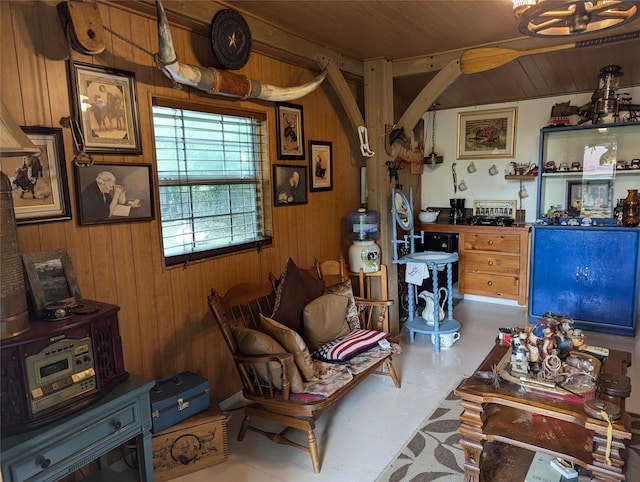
[152,408,227,481]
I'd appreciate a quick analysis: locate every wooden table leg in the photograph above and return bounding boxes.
[458,399,486,481]
[589,431,628,482]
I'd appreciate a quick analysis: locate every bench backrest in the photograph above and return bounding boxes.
[208,282,275,356]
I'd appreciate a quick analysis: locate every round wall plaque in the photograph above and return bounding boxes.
[210,9,252,70]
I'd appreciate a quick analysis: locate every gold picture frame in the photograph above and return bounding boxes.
[70,62,142,154]
[457,107,517,159]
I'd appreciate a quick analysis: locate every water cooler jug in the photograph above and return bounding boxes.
[347,208,380,273]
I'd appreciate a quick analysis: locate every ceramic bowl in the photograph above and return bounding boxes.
[418,210,440,223]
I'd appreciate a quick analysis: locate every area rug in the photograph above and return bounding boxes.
[376,390,640,482]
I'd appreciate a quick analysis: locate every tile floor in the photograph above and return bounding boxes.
[170,299,640,482]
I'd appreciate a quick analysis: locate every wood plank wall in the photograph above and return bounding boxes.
[2,0,363,403]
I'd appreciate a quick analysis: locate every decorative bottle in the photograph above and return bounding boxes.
[622,189,640,227]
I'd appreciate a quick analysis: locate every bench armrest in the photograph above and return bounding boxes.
[234,352,295,401]
[354,296,394,332]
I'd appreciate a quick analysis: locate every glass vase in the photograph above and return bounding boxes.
[622,189,640,227]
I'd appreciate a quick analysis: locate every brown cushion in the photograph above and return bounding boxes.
[323,279,361,331]
[271,258,325,332]
[232,326,304,393]
[258,314,318,381]
[302,294,351,352]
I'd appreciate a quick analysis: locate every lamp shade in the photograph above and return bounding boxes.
[0,100,39,158]
[0,100,34,338]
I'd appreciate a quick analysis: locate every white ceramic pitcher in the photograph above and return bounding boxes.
[418,287,448,325]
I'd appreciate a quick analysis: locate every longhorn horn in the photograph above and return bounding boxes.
[155,0,326,101]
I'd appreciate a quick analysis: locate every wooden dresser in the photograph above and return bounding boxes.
[414,222,530,306]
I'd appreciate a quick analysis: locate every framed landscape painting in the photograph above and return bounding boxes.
[457,107,517,159]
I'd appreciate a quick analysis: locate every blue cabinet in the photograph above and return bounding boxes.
[529,226,639,336]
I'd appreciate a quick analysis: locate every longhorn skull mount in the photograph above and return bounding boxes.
[155,0,326,102]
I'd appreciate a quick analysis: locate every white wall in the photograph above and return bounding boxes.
[420,86,640,222]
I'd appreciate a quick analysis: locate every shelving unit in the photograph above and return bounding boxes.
[529,121,640,336]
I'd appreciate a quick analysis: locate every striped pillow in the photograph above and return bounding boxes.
[312,329,390,362]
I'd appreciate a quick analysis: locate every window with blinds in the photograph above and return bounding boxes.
[152,98,272,266]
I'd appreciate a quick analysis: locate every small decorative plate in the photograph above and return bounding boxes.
[210,9,252,70]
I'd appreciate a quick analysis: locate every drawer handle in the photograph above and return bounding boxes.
[113,420,122,430]
[37,456,51,469]
[488,260,494,266]
[488,240,494,245]
[487,281,493,287]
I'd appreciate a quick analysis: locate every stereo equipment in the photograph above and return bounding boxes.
[0,301,128,435]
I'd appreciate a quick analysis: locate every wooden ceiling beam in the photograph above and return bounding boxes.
[112,0,364,77]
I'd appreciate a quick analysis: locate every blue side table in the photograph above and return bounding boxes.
[399,251,461,353]
[1,374,155,481]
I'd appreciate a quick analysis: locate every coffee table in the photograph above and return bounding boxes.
[454,340,632,482]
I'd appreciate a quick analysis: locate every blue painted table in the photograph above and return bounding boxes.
[399,251,461,352]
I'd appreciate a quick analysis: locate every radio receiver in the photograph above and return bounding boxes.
[0,300,128,435]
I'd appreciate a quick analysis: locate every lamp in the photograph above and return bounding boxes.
[513,1,640,37]
[1,100,39,339]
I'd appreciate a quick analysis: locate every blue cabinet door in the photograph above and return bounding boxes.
[530,228,584,319]
[581,230,638,327]
[530,226,639,335]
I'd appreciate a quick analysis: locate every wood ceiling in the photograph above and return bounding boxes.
[140,1,640,111]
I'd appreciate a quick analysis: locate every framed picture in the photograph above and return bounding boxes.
[22,248,83,318]
[74,162,154,225]
[273,164,307,205]
[308,141,333,192]
[457,107,517,159]
[275,102,304,159]
[6,127,72,224]
[566,180,612,218]
[70,61,142,154]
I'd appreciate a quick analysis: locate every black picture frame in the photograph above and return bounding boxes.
[308,140,333,192]
[275,102,304,160]
[74,162,154,225]
[7,127,72,224]
[566,180,612,218]
[22,248,83,318]
[273,164,307,205]
[70,61,142,154]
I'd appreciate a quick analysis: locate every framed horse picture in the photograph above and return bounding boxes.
[9,127,72,225]
[275,102,304,160]
[70,62,142,154]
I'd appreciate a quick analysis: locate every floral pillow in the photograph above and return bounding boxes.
[258,314,318,381]
[323,279,360,331]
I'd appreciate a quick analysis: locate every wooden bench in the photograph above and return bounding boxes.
[208,272,400,473]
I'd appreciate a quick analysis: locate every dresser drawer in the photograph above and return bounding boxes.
[464,253,520,275]
[463,233,521,253]
[460,272,520,297]
[8,402,139,481]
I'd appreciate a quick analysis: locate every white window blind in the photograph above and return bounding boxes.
[152,98,271,266]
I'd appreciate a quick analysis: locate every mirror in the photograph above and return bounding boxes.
[393,189,413,231]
